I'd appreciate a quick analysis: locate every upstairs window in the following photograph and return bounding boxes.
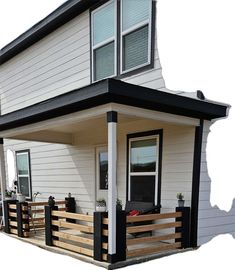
[91,0,117,82]
[91,0,154,82]
[121,0,152,73]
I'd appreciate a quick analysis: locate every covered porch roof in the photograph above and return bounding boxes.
[0,79,228,141]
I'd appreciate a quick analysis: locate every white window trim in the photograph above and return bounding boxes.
[128,135,159,205]
[120,0,153,74]
[91,0,117,83]
[16,151,32,199]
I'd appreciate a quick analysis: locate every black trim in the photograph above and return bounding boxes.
[0,79,228,132]
[176,207,190,248]
[45,205,59,246]
[126,129,163,209]
[15,150,32,201]
[107,111,118,123]
[190,119,204,247]
[0,0,103,64]
[0,138,3,144]
[94,211,108,261]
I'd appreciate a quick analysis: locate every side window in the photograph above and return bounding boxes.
[91,0,116,82]
[16,150,32,199]
[121,0,152,73]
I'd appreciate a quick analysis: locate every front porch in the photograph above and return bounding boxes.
[0,79,226,266]
[2,198,191,269]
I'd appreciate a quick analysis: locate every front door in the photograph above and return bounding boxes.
[96,146,108,204]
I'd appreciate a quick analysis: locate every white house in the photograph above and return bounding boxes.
[0,0,233,266]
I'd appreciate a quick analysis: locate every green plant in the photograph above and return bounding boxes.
[96,198,106,207]
[5,189,14,197]
[176,193,184,200]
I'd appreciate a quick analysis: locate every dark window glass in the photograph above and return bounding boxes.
[123,25,149,71]
[131,175,155,202]
[18,176,30,197]
[94,42,115,81]
[99,151,108,190]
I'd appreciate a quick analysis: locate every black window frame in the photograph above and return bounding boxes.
[15,149,32,201]
[126,129,163,207]
[90,0,156,83]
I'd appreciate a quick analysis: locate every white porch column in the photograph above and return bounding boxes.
[0,139,7,225]
[107,111,118,259]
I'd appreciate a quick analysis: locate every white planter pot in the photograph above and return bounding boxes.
[17,194,26,203]
[96,206,106,212]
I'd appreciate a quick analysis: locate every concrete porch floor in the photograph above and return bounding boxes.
[0,229,193,269]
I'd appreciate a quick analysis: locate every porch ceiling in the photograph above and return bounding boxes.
[0,103,199,144]
[0,79,228,144]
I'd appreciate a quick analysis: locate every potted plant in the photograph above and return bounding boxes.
[177,192,185,207]
[116,198,122,211]
[96,198,106,212]
[5,189,14,200]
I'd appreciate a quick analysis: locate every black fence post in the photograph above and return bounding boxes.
[176,207,190,248]
[65,196,76,223]
[16,202,29,238]
[16,202,23,237]
[45,197,58,246]
[94,211,108,261]
[113,210,126,263]
[3,199,17,234]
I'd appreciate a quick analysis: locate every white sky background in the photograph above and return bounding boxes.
[0,0,235,268]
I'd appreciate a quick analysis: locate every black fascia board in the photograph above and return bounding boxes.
[108,79,228,120]
[0,0,101,64]
[0,79,228,132]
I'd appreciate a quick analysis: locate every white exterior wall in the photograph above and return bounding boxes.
[197,121,235,245]
[0,4,165,115]
[3,119,195,215]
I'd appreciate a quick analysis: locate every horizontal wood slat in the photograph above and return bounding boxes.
[52,231,93,246]
[52,220,94,234]
[127,242,182,257]
[30,224,45,229]
[127,212,182,223]
[30,209,44,214]
[102,254,108,261]
[102,229,108,236]
[53,240,93,257]
[127,232,182,246]
[52,211,93,222]
[30,217,45,222]
[127,221,182,234]
[10,228,18,235]
[9,212,17,218]
[9,221,17,227]
[9,204,17,210]
[103,218,108,225]
[28,200,65,207]
[102,242,108,250]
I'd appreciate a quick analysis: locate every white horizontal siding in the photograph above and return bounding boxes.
[0,11,91,114]
[4,139,96,215]
[197,120,235,245]
[0,3,167,115]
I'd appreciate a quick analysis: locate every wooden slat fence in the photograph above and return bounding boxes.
[126,208,190,258]
[47,209,95,258]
